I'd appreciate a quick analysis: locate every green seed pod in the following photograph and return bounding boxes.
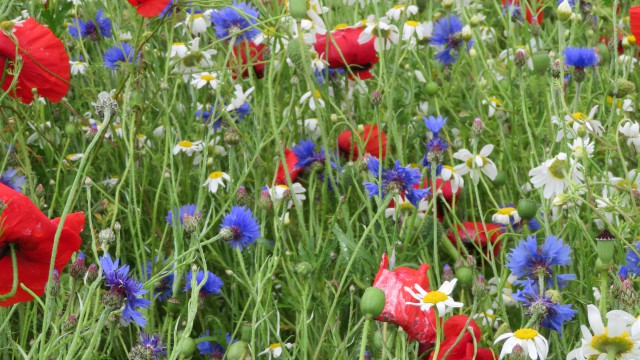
[289,0,307,21]
[360,287,386,319]
[492,171,507,187]
[425,81,439,96]
[596,231,616,265]
[65,123,78,135]
[517,199,538,220]
[610,79,636,98]
[595,43,610,64]
[177,337,196,357]
[295,261,313,276]
[531,51,549,75]
[287,38,308,72]
[226,341,250,360]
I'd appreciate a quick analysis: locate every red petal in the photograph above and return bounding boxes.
[314,28,378,78]
[373,253,437,344]
[428,316,483,360]
[0,19,70,104]
[446,222,503,256]
[275,148,301,185]
[230,42,266,79]
[631,6,640,40]
[337,125,388,160]
[0,184,83,307]
[128,0,171,17]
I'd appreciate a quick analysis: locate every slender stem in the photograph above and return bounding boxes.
[0,244,18,300]
[358,318,370,360]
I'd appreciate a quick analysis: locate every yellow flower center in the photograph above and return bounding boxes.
[393,5,405,9]
[606,96,623,109]
[422,290,448,304]
[137,134,146,139]
[514,328,539,340]
[591,330,634,355]
[73,61,85,66]
[628,35,637,44]
[548,158,567,179]
[489,97,502,106]
[277,185,289,189]
[269,343,282,349]
[66,154,78,161]
[334,23,350,30]
[406,20,419,27]
[173,42,185,46]
[314,89,322,98]
[200,74,215,81]
[192,14,203,19]
[209,171,224,179]
[443,164,455,172]
[179,140,193,148]
[465,156,487,168]
[571,111,587,124]
[497,207,516,215]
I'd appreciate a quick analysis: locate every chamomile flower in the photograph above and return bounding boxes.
[553,106,603,142]
[226,85,255,112]
[170,42,189,58]
[258,343,293,358]
[359,17,399,51]
[269,183,307,208]
[384,195,429,221]
[203,171,231,193]
[386,5,419,20]
[495,328,548,360]
[492,206,520,225]
[482,97,502,118]
[404,279,463,316]
[473,309,503,329]
[191,72,221,90]
[64,153,84,166]
[298,118,321,140]
[402,20,430,41]
[440,165,464,193]
[568,137,594,159]
[528,152,583,199]
[185,10,212,36]
[618,120,640,152]
[567,304,640,360]
[173,140,205,156]
[300,89,325,111]
[453,144,498,185]
[70,58,88,75]
[489,274,518,307]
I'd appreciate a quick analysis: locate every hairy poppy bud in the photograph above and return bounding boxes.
[227,340,250,360]
[360,287,386,319]
[289,0,307,20]
[177,336,196,357]
[287,39,308,72]
[609,79,636,98]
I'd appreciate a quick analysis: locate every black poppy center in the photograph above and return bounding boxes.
[0,244,9,260]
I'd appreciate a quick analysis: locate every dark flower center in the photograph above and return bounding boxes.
[230,225,243,239]
[448,34,462,49]
[0,244,8,260]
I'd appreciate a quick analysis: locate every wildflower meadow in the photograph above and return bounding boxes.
[2,0,640,358]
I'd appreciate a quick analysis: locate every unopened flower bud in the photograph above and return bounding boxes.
[517,199,538,220]
[49,270,60,296]
[461,25,472,41]
[442,264,454,281]
[472,275,488,296]
[63,314,77,332]
[259,186,272,210]
[166,297,181,314]
[471,117,484,136]
[360,287,386,319]
[182,213,201,234]
[35,184,45,197]
[514,48,528,68]
[70,253,87,280]
[295,261,312,276]
[236,185,249,206]
[98,228,116,247]
[470,15,481,27]
[224,129,241,145]
[114,221,121,231]
[370,90,383,106]
[226,340,250,360]
[610,79,636,98]
[85,263,99,284]
[103,288,125,311]
[557,0,573,21]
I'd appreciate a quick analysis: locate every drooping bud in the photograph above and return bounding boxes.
[609,79,636,98]
[360,287,386,319]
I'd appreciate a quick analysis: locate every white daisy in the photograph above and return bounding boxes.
[185,11,211,36]
[300,89,325,111]
[173,140,204,156]
[528,152,584,199]
[203,171,230,194]
[404,279,463,316]
[102,176,119,189]
[402,20,430,41]
[492,206,520,225]
[567,304,640,360]
[270,183,307,208]
[359,17,399,51]
[170,42,189,58]
[385,5,418,21]
[618,120,640,152]
[440,165,464,193]
[495,328,548,360]
[191,72,220,90]
[453,144,498,185]
[258,342,293,358]
[568,137,594,159]
[384,195,429,221]
[482,97,503,118]
[63,153,84,166]
[473,309,503,329]
[70,60,88,75]
[553,106,603,142]
[298,118,321,140]
[136,134,152,148]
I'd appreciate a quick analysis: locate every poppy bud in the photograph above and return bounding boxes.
[360,287,386,319]
[609,79,636,98]
[85,263,99,284]
[287,39,308,72]
[492,171,507,187]
[70,253,87,280]
[517,199,538,220]
[177,336,196,357]
[166,297,181,314]
[226,341,250,360]
[289,0,307,20]
[531,51,550,75]
[425,81,439,96]
[454,267,473,287]
[295,261,313,276]
[596,230,615,265]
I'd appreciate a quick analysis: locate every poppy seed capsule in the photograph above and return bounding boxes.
[360,287,386,319]
[226,341,250,360]
[596,230,616,265]
[177,337,196,357]
[289,0,307,20]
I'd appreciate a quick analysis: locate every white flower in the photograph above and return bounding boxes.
[553,106,603,142]
[258,343,293,358]
[170,42,189,58]
[453,144,498,185]
[173,38,217,82]
[385,5,418,20]
[191,72,220,90]
[226,85,254,112]
[528,152,583,199]
[63,153,84,166]
[618,120,640,152]
[404,279,463,316]
[70,60,88,75]
[185,11,211,35]
[300,89,325,111]
[492,206,520,225]
[173,140,204,156]
[482,97,502,118]
[440,165,464,193]
[473,309,502,329]
[136,134,152,148]
[298,118,321,140]
[270,183,307,208]
[102,177,119,189]
[203,171,230,193]
[495,328,548,360]
[568,137,594,159]
[567,304,640,360]
[359,17,399,51]
[402,20,430,41]
[384,195,429,221]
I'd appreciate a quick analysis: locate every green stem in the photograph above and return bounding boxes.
[359,318,370,360]
[0,244,18,300]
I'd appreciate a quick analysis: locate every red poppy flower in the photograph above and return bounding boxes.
[501,0,543,25]
[424,315,496,360]
[275,148,302,185]
[372,253,437,344]
[230,41,266,79]
[314,27,378,80]
[630,7,640,42]
[337,124,388,160]
[0,19,70,104]
[0,183,84,307]
[446,222,503,257]
[127,0,171,17]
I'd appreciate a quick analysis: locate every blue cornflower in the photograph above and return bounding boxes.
[619,266,629,280]
[68,10,112,39]
[314,68,345,84]
[184,270,223,296]
[423,115,448,136]
[425,137,449,154]
[104,42,138,70]
[429,15,473,65]
[136,333,166,359]
[363,159,430,207]
[146,260,174,301]
[292,138,328,170]
[211,1,260,43]
[512,281,577,335]
[506,234,575,288]
[220,206,261,250]
[625,241,640,275]
[165,204,201,227]
[563,47,598,68]
[100,254,151,327]
[198,331,234,358]
[0,167,26,193]
[159,0,179,18]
